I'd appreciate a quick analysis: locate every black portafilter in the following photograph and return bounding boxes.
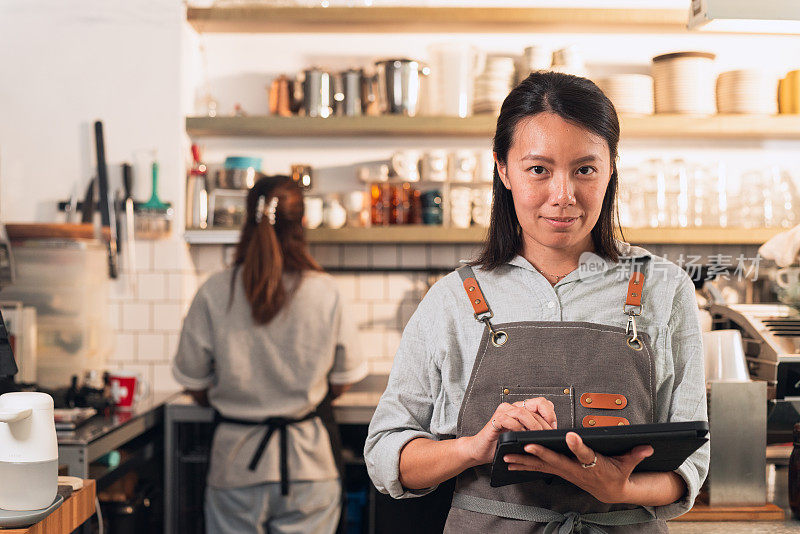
[0,310,19,395]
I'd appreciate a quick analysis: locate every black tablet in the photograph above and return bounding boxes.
[490,421,708,488]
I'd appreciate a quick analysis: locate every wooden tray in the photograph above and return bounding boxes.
[1,480,96,534]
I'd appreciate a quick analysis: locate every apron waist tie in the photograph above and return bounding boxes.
[215,411,319,496]
[451,493,655,534]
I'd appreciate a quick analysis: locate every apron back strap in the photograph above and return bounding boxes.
[451,493,655,533]
[215,410,319,495]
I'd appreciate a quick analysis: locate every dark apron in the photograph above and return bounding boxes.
[442,261,668,533]
[212,393,348,531]
[215,268,347,527]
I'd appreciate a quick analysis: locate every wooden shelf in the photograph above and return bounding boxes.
[186,114,800,140]
[186,6,687,34]
[621,227,782,245]
[185,227,783,246]
[307,225,487,244]
[184,226,486,245]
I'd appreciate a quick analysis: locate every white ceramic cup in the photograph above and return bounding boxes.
[422,150,449,182]
[323,197,347,229]
[703,329,750,382]
[391,150,421,182]
[449,187,473,228]
[776,267,800,289]
[476,150,496,183]
[304,197,324,229]
[450,150,477,182]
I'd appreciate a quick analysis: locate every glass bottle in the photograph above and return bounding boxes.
[789,422,800,518]
[668,159,690,228]
[641,158,664,228]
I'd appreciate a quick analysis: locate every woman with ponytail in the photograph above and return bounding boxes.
[172,175,367,534]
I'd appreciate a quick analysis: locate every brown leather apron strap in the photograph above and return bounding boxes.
[580,393,627,409]
[582,414,630,427]
[623,257,649,316]
[457,265,492,320]
[623,257,649,351]
[457,266,508,347]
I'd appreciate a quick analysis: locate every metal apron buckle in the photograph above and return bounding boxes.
[478,314,508,347]
[625,312,643,351]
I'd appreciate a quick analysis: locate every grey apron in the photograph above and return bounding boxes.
[443,261,668,534]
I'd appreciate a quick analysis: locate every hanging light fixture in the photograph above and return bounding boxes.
[688,0,800,33]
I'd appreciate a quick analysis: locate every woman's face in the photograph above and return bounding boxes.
[495,112,612,254]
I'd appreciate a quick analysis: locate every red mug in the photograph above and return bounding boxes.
[109,371,150,410]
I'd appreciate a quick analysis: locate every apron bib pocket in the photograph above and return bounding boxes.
[500,386,575,429]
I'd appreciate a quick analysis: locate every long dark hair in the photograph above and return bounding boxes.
[474,71,623,270]
[231,175,322,324]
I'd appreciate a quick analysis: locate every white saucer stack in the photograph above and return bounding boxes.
[473,55,516,114]
[597,74,654,115]
[515,45,551,85]
[652,51,716,115]
[716,69,778,114]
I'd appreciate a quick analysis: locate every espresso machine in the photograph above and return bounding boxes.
[693,273,778,506]
[709,302,800,443]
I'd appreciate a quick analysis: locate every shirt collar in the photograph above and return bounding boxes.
[505,241,653,280]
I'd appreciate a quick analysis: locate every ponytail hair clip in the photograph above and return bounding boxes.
[255,195,279,225]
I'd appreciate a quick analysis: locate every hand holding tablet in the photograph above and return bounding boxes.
[490,421,709,488]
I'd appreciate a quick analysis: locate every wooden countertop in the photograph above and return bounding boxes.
[4,480,96,534]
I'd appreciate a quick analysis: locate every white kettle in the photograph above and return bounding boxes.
[0,392,58,510]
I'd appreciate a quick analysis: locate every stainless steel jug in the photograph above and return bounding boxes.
[375,59,429,116]
[335,69,363,116]
[302,68,333,118]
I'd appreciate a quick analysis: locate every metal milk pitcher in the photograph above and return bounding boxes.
[335,69,363,116]
[302,68,333,118]
[375,59,429,116]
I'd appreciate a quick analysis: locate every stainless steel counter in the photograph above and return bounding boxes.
[57,391,177,446]
[331,373,388,424]
[57,391,178,479]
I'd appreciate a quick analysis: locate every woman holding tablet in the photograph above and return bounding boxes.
[365,71,708,532]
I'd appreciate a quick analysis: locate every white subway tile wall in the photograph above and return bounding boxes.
[106,239,198,391]
[106,240,757,390]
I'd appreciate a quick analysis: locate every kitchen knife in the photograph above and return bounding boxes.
[80,179,95,224]
[122,163,137,293]
[94,120,118,279]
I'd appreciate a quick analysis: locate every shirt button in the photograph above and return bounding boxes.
[547,301,555,309]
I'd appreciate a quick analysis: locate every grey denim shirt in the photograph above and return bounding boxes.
[364,242,709,520]
[173,269,368,488]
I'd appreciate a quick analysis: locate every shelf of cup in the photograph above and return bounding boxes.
[185,226,785,246]
[364,180,492,188]
[186,6,687,34]
[186,115,800,139]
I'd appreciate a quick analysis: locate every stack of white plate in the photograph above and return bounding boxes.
[474,55,516,114]
[550,46,588,78]
[651,51,716,115]
[515,45,551,84]
[597,74,654,115]
[716,70,778,114]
